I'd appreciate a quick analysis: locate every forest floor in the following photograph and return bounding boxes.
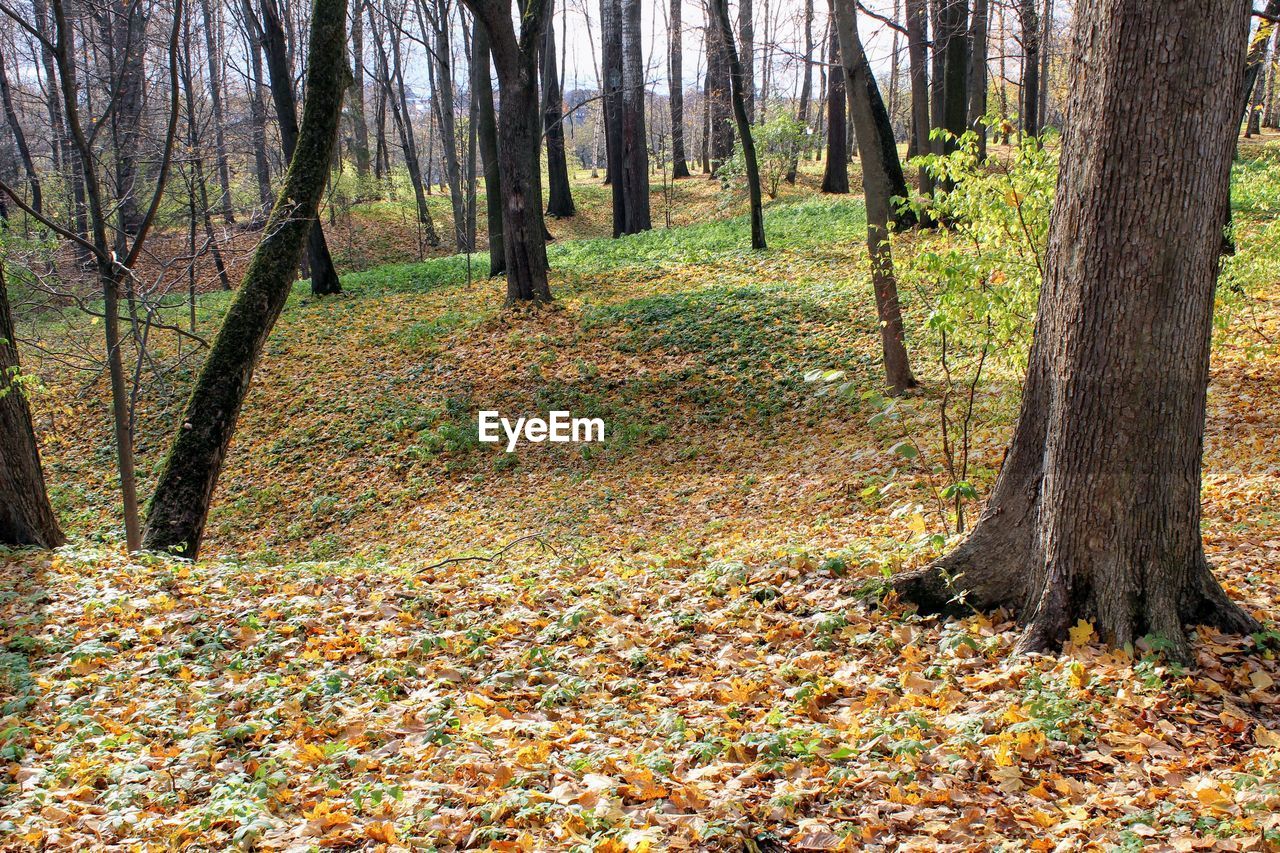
[2,155,1280,851]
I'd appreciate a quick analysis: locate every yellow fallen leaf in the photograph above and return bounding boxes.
[1068,619,1095,646]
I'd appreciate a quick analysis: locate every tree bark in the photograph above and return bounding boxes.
[463,0,553,302]
[620,0,651,233]
[711,0,764,249]
[0,47,42,217]
[601,0,626,231]
[905,0,932,193]
[894,0,1261,663]
[542,0,577,216]
[144,0,350,558]
[199,0,236,224]
[259,0,343,295]
[706,0,734,175]
[241,0,275,217]
[422,0,471,250]
[820,9,848,194]
[0,263,64,549]
[349,2,373,186]
[834,2,917,394]
[1019,0,1040,136]
[669,0,691,178]
[738,0,754,122]
[967,0,988,156]
[472,17,505,275]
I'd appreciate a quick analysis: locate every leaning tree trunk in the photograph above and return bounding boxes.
[0,263,64,549]
[711,0,764,249]
[669,0,691,178]
[259,0,342,295]
[472,18,505,275]
[894,0,1261,663]
[820,9,848,195]
[464,0,553,302]
[542,0,576,217]
[834,1,916,394]
[144,0,350,558]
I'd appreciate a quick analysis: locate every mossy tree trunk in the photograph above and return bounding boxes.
[143,0,350,558]
[0,263,64,549]
[893,0,1261,664]
[463,0,553,302]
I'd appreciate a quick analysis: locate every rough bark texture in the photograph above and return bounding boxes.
[834,2,916,394]
[706,2,734,175]
[0,263,64,549]
[1019,0,1040,136]
[738,0,754,122]
[939,0,969,146]
[602,0,626,232]
[820,11,848,195]
[711,0,764,249]
[620,0,651,233]
[894,0,1261,663]
[109,2,148,235]
[472,18,505,275]
[464,0,553,302]
[542,0,576,217]
[143,0,350,558]
[669,0,691,178]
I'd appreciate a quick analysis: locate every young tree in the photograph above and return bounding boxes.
[462,0,553,301]
[833,1,915,394]
[542,0,576,216]
[710,0,764,249]
[894,0,1261,663]
[144,0,351,558]
[669,0,691,178]
[0,262,64,549]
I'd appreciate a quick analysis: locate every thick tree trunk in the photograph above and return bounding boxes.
[711,0,764,249]
[542,0,577,217]
[834,2,916,394]
[601,0,626,232]
[464,0,553,302]
[242,0,275,217]
[620,0,651,233]
[894,0,1261,663]
[937,0,969,153]
[144,0,350,558]
[669,0,691,178]
[821,11,848,195]
[967,0,988,156]
[906,0,932,193]
[259,0,342,295]
[0,263,64,549]
[111,4,148,235]
[472,18,505,276]
[706,2,734,175]
[349,4,373,186]
[738,0,754,122]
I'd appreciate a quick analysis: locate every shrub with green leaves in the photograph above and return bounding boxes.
[719,112,812,200]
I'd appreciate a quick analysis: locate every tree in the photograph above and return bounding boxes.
[785,0,813,184]
[820,9,848,195]
[620,0,650,233]
[0,262,64,549]
[419,0,471,250]
[199,0,236,224]
[542,0,576,216]
[462,0,553,301]
[669,0,691,178]
[705,0,734,175]
[472,15,505,275]
[1019,0,1040,136]
[833,0,916,394]
[966,0,988,157]
[905,0,932,192]
[256,0,344,295]
[893,0,1261,663]
[710,0,764,249]
[144,0,351,559]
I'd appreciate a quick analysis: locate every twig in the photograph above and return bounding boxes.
[418,533,556,572]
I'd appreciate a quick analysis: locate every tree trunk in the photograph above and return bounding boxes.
[464,0,553,302]
[894,0,1261,663]
[602,0,626,232]
[472,17,505,275]
[242,0,275,217]
[0,47,42,217]
[938,0,969,151]
[424,2,471,250]
[0,263,64,549]
[906,0,931,194]
[786,0,813,184]
[543,0,577,216]
[967,0,988,156]
[620,0,651,233]
[669,0,691,178]
[144,0,350,559]
[110,3,148,235]
[821,9,848,194]
[349,2,373,190]
[1241,2,1280,130]
[711,0,764,249]
[738,0,754,122]
[706,0,734,175]
[259,0,343,295]
[199,0,236,224]
[1019,0,1040,136]
[834,2,917,394]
